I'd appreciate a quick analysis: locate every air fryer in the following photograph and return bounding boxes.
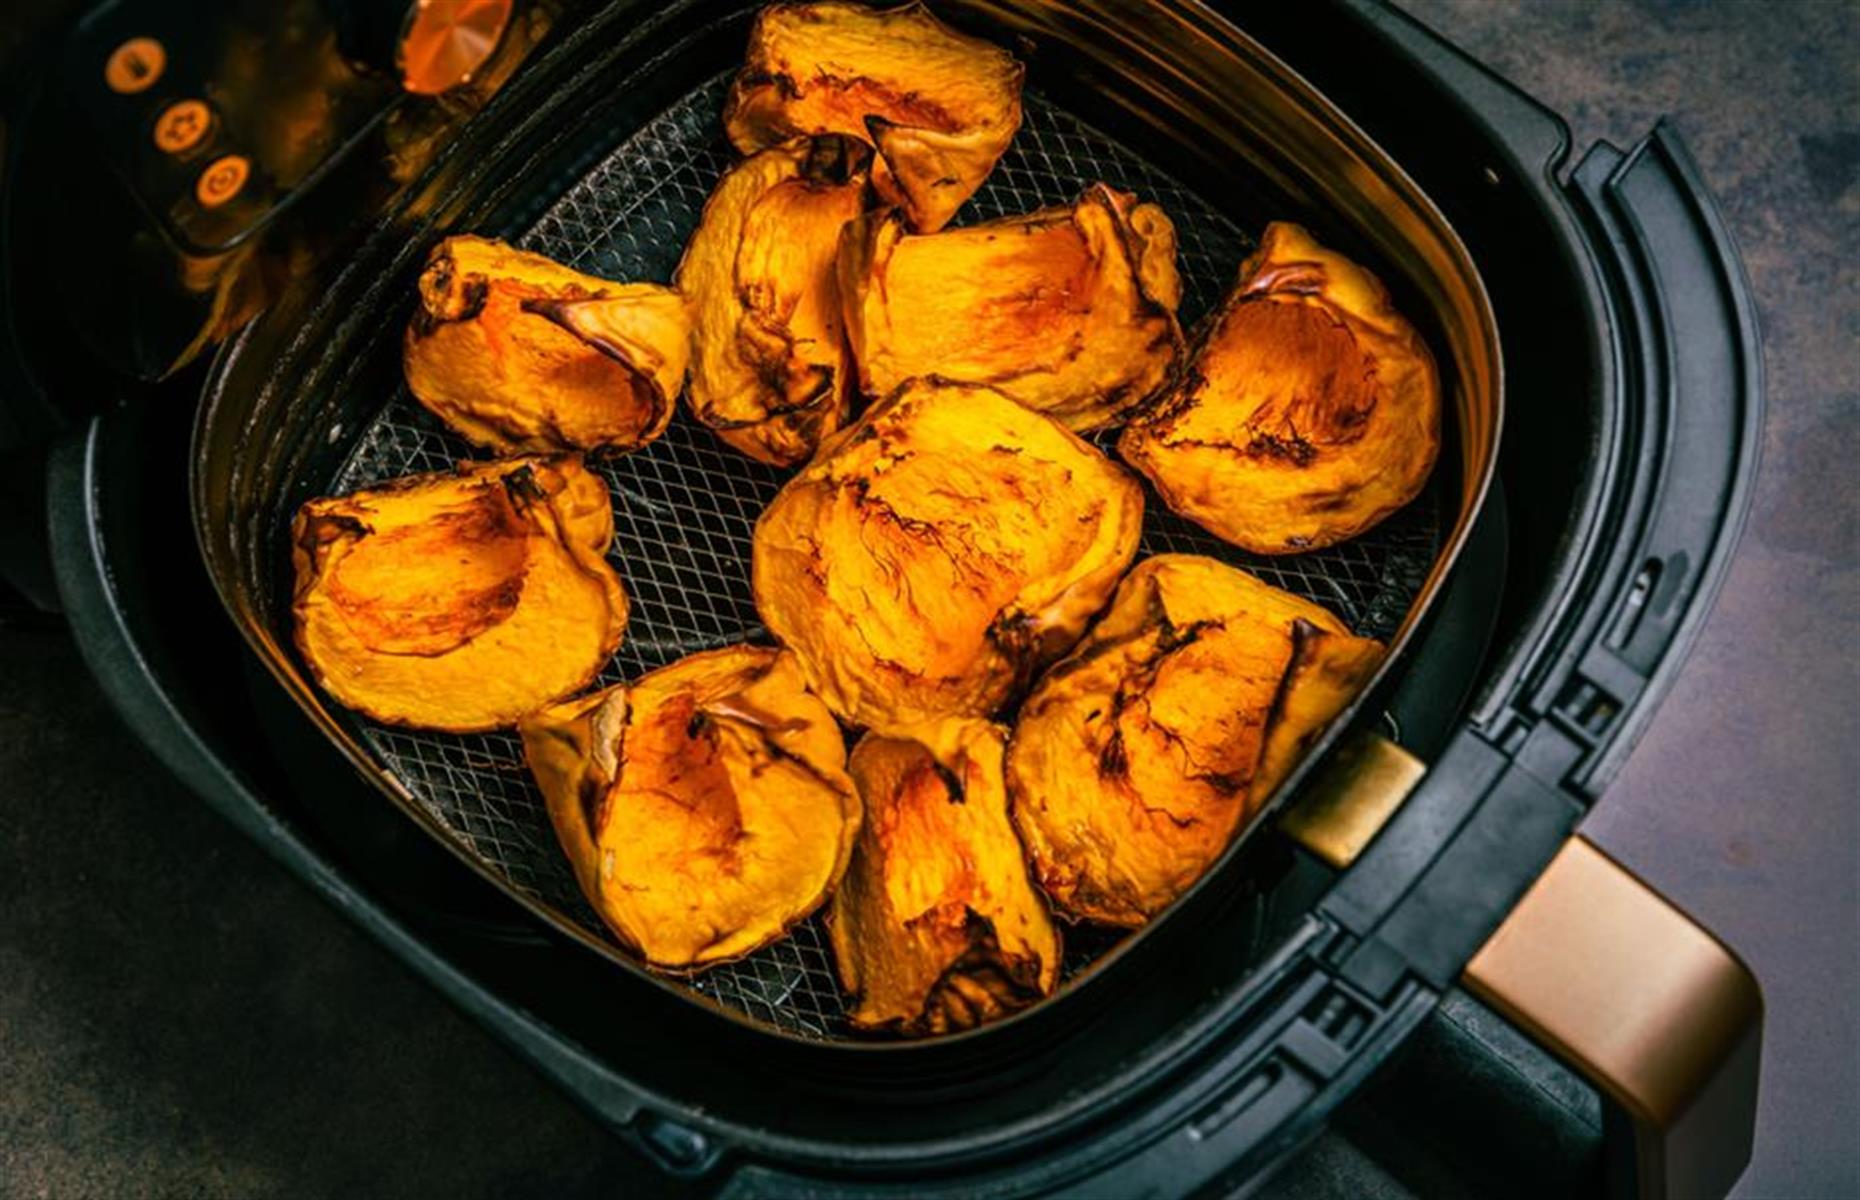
[3,1,1764,1197]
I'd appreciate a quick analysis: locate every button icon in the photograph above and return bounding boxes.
[153,99,213,155]
[104,37,166,94]
[195,154,250,208]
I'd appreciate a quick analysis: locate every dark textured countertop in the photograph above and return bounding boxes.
[2,2,1854,1197]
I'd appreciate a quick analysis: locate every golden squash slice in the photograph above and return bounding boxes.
[519,646,861,970]
[724,1,1023,233]
[292,456,628,732]
[1119,222,1441,553]
[831,718,1061,1035]
[753,378,1145,732]
[1007,555,1382,927]
[404,236,689,454]
[676,134,872,466]
[840,185,1184,431]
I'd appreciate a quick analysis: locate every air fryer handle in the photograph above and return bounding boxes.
[1283,730,1764,1200]
[1463,837,1763,1200]
[1439,117,1768,1197]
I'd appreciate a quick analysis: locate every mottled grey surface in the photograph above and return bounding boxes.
[0,634,653,1199]
[2,2,1855,1198]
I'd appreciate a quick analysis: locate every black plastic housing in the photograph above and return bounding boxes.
[35,0,1760,1195]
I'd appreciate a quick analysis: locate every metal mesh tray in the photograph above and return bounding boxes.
[327,74,1442,1039]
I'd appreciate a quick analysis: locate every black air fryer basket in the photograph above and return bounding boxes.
[195,0,1500,1045]
[21,1,1764,1196]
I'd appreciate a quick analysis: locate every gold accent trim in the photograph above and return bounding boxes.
[1275,738,1764,1197]
[1465,837,1763,1199]
[1277,732,1424,868]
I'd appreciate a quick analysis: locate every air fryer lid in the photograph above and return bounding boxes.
[190,0,1500,1049]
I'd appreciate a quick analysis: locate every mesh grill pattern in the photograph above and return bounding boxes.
[326,76,1441,1039]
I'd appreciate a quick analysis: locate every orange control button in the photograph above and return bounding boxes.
[104,37,166,94]
[195,154,250,208]
[153,99,214,155]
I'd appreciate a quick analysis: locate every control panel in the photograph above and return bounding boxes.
[66,0,407,255]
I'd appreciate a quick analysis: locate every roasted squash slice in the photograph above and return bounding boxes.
[403,236,689,454]
[724,1,1023,233]
[676,134,871,466]
[831,718,1061,1034]
[1118,222,1440,553]
[1007,555,1381,926]
[840,185,1184,431]
[753,378,1144,732]
[519,645,861,971]
[292,456,628,732]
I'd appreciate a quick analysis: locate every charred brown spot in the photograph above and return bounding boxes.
[299,512,369,550]
[750,726,853,798]
[931,758,966,804]
[988,608,1065,696]
[1134,366,1206,433]
[1244,430,1320,467]
[457,278,489,322]
[1155,615,1218,656]
[844,85,958,134]
[501,464,547,506]
[577,772,607,838]
[913,911,1046,1034]
[413,252,489,335]
[753,69,802,101]
[1098,728,1129,779]
[799,133,872,187]
[1034,578,1177,685]
[1198,767,1253,795]
[988,610,1041,658]
[1259,619,1324,746]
